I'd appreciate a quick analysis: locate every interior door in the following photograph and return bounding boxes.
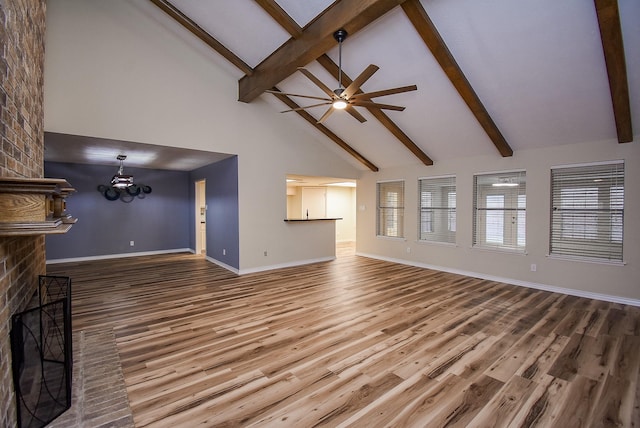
[195,180,206,254]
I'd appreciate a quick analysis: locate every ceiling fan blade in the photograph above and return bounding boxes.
[346,105,367,123]
[350,100,406,111]
[297,68,336,99]
[342,64,379,99]
[317,106,335,123]
[351,85,418,100]
[280,102,332,113]
[266,90,332,102]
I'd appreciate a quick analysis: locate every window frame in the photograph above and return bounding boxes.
[418,175,456,244]
[376,180,405,239]
[549,161,624,263]
[473,170,527,252]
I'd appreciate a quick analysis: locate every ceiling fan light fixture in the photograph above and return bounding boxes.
[332,99,348,110]
[269,27,416,123]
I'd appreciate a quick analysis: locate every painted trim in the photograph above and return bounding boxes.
[418,173,456,180]
[551,159,624,169]
[49,247,636,307]
[238,257,336,275]
[205,256,240,275]
[356,252,640,307]
[45,248,193,264]
[473,168,527,176]
[48,250,333,277]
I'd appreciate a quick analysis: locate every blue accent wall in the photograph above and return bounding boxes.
[190,156,239,269]
[45,162,191,259]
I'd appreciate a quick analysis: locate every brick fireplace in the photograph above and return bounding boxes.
[0,1,47,426]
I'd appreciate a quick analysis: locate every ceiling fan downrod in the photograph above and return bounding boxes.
[334,29,348,93]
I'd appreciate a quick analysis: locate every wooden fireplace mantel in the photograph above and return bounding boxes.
[0,177,77,236]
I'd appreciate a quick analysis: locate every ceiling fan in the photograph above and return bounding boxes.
[267,29,417,123]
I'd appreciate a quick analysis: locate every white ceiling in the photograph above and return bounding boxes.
[45,0,639,171]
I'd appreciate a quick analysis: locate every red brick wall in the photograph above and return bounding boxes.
[0,0,47,426]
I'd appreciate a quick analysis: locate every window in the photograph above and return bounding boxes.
[485,194,505,244]
[448,191,457,232]
[418,176,456,243]
[550,162,624,262]
[377,181,404,238]
[473,171,526,251]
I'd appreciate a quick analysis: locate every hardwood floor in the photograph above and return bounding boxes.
[47,250,640,427]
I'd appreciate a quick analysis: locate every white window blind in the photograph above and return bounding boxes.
[473,171,526,251]
[418,176,456,243]
[550,162,624,262]
[377,181,404,238]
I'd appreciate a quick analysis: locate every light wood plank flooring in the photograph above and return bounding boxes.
[47,250,640,427]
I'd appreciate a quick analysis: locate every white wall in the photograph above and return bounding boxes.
[43,0,360,271]
[357,138,640,303]
[287,188,302,219]
[327,187,356,242]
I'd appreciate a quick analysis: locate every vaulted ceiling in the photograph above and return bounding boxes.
[47,0,639,172]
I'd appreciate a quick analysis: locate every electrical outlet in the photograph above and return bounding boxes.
[222,249,226,256]
[406,247,411,253]
[530,264,537,272]
[130,240,135,247]
[264,250,268,256]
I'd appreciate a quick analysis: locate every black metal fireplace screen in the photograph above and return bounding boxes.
[10,275,72,428]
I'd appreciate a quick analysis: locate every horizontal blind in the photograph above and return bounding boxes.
[418,176,456,243]
[473,171,526,251]
[377,181,404,238]
[550,162,624,262]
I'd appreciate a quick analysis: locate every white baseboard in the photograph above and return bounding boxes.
[47,250,333,277]
[49,248,637,307]
[46,248,193,264]
[205,256,240,275]
[237,256,335,275]
[356,252,640,307]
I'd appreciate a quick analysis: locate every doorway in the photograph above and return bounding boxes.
[195,179,206,255]
[286,175,357,257]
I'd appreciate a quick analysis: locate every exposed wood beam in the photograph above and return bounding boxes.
[149,0,253,76]
[401,0,513,157]
[239,0,408,103]
[249,1,382,171]
[270,88,379,171]
[316,55,433,166]
[149,0,374,170]
[594,0,633,143]
[255,0,432,166]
